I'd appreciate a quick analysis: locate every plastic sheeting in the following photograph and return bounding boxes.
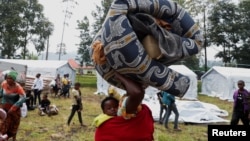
[143,94,229,124]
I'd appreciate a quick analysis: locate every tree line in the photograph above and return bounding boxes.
[0,0,53,59]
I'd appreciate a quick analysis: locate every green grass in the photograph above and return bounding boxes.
[75,74,97,88]
[15,75,233,141]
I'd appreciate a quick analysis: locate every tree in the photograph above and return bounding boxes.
[207,0,250,67]
[207,1,239,64]
[0,0,53,59]
[234,0,250,67]
[91,0,113,35]
[0,0,25,58]
[77,17,92,66]
[77,0,113,65]
[57,0,78,60]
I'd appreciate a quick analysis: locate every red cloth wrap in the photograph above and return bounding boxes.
[95,104,154,141]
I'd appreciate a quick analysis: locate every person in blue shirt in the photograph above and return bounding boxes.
[157,92,167,124]
[162,91,181,131]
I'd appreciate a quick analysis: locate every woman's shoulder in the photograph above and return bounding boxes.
[1,80,7,86]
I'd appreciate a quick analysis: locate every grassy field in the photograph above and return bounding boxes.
[16,75,233,141]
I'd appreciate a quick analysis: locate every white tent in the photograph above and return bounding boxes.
[95,65,198,100]
[201,66,250,101]
[0,59,76,85]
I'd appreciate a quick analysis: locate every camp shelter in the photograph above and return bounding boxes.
[201,66,250,101]
[0,59,76,86]
[95,65,198,100]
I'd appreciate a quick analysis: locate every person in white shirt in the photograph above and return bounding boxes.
[31,73,44,106]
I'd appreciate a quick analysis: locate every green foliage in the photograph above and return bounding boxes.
[76,0,113,65]
[207,1,239,63]
[207,0,250,66]
[0,0,53,59]
[91,0,113,35]
[77,16,92,66]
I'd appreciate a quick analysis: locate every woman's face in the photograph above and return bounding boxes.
[103,100,118,116]
[6,76,15,85]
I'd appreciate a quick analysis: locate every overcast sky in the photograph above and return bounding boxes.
[37,0,220,61]
[37,0,100,60]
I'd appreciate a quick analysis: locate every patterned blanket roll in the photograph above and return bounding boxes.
[91,0,204,97]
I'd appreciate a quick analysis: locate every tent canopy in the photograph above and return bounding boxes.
[201,66,250,101]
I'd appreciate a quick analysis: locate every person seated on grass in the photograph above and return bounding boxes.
[38,94,51,116]
[94,71,154,141]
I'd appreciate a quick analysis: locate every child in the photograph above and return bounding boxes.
[230,80,250,125]
[67,82,86,126]
[39,94,51,116]
[93,96,119,127]
[94,72,154,141]
[0,108,8,141]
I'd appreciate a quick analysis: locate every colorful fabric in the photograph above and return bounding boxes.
[0,108,21,138]
[117,95,142,119]
[108,85,121,100]
[91,0,203,97]
[92,113,114,127]
[0,80,26,109]
[95,104,154,141]
[0,80,26,138]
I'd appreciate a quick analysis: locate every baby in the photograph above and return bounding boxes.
[93,96,119,127]
[0,108,8,141]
